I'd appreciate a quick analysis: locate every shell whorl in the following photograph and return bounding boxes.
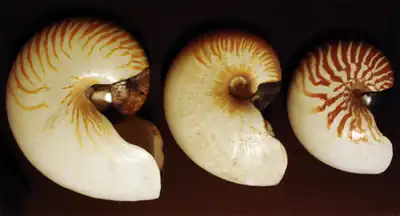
[164,31,287,186]
[175,31,282,113]
[288,40,394,174]
[8,18,150,145]
[6,18,161,201]
[292,41,393,143]
[188,31,281,82]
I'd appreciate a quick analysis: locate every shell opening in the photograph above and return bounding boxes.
[85,69,163,170]
[348,82,380,109]
[87,68,150,116]
[110,68,150,116]
[251,81,281,111]
[359,88,393,110]
[227,75,282,111]
[361,93,372,107]
[86,88,164,170]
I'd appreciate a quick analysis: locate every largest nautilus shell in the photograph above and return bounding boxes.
[164,30,288,186]
[287,41,394,174]
[6,18,163,201]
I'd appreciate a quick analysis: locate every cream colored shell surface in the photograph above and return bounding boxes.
[287,41,394,174]
[6,19,161,201]
[164,31,288,186]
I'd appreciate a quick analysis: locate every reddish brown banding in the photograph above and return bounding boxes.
[41,27,57,72]
[189,32,280,79]
[295,41,393,143]
[180,31,281,114]
[44,77,109,147]
[51,21,61,60]
[9,19,149,147]
[69,22,83,50]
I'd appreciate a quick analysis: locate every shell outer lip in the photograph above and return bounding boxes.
[250,81,281,111]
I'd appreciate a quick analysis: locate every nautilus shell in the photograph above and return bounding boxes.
[164,31,288,186]
[6,18,163,201]
[287,41,394,174]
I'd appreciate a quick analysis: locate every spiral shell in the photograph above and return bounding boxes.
[287,41,394,174]
[164,31,288,186]
[6,18,162,201]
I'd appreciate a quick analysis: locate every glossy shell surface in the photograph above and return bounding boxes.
[6,18,161,201]
[164,31,288,186]
[287,41,394,174]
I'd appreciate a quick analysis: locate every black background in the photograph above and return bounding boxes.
[1,0,400,215]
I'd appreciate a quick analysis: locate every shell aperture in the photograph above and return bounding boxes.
[164,30,288,186]
[287,40,394,174]
[87,67,150,116]
[6,18,163,201]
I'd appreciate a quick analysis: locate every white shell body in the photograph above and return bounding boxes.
[6,19,161,201]
[164,31,288,186]
[287,41,394,174]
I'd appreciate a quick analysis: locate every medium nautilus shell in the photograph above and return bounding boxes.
[164,30,288,186]
[6,18,163,201]
[287,41,394,174]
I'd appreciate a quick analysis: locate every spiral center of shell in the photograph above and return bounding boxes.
[348,82,370,107]
[228,75,254,100]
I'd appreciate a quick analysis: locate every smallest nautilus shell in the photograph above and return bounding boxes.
[287,41,394,174]
[164,30,288,186]
[6,18,163,201]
